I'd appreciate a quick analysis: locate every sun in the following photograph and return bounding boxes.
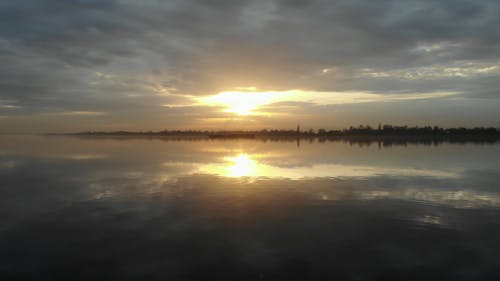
[220,94,259,115]
[197,89,275,115]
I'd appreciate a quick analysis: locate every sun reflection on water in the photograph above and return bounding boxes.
[204,153,262,178]
[224,154,258,177]
[195,152,458,180]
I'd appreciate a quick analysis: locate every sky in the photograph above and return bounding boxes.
[1,0,500,133]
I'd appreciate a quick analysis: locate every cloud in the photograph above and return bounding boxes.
[47,111,108,116]
[195,89,460,116]
[1,0,500,131]
[359,60,500,80]
[0,99,22,110]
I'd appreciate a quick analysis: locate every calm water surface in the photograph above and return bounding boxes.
[1,136,500,280]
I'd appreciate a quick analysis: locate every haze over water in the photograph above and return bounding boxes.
[1,135,500,280]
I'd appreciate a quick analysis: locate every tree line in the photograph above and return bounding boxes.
[75,124,500,138]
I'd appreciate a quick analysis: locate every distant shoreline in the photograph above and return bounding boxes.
[47,125,500,144]
[60,125,500,137]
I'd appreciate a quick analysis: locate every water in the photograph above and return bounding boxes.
[1,135,500,280]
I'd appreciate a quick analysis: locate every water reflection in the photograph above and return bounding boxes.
[359,189,500,208]
[205,153,260,177]
[1,136,500,280]
[196,152,458,179]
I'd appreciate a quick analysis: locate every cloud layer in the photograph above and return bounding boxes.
[1,0,500,132]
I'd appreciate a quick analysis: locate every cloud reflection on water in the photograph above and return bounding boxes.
[2,136,500,279]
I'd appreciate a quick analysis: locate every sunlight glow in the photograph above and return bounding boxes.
[196,152,457,179]
[224,154,259,177]
[195,153,263,177]
[198,90,275,115]
[196,88,460,116]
